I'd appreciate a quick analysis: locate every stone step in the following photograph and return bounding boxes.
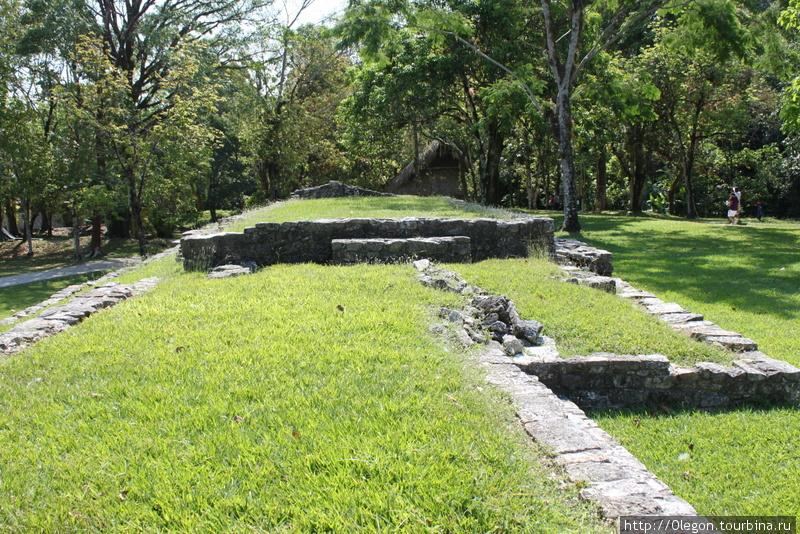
[331,236,471,264]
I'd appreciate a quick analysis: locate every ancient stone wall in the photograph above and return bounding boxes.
[515,352,800,409]
[180,217,555,270]
[289,181,392,200]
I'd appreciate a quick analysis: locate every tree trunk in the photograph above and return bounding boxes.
[125,164,147,257]
[594,147,607,211]
[556,87,581,232]
[4,201,19,236]
[480,121,505,206]
[88,214,105,257]
[21,198,33,256]
[73,209,82,262]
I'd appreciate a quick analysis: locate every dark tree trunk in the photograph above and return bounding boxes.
[21,198,33,256]
[4,201,19,236]
[594,147,607,211]
[477,120,506,206]
[88,215,105,257]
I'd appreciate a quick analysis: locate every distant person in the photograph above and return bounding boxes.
[755,202,763,221]
[733,187,742,223]
[726,193,739,225]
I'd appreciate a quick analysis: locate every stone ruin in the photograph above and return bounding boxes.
[180,217,556,271]
[289,180,393,200]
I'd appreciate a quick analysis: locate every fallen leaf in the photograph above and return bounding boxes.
[683,471,692,479]
[292,430,302,439]
[118,490,129,501]
[633,418,641,427]
[90,392,103,398]
[175,346,185,353]
[233,415,243,423]
[336,305,345,313]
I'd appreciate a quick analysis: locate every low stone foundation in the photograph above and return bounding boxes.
[514,352,800,409]
[181,217,555,270]
[289,181,393,199]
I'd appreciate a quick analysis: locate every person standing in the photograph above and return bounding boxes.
[733,187,742,223]
[755,202,763,221]
[726,193,739,225]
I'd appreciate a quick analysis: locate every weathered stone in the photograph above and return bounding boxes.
[289,180,393,199]
[182,217,556,270]
[643,302,687,315]
[502,335,525,356]
[705,335,758,352]
[657,312,705,324]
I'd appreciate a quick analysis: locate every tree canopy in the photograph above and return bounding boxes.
[1,0,799,254]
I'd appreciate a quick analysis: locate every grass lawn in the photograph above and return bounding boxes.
[4,198,798,526]
[548,212,800,367]
[591,406,800,516]
[450,259,729,366]
[534,211,800,518]
[0,261,610,533]
[225,197,515,232]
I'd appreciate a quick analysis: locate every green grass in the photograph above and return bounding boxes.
[0,263,610,533]
[549,212,800,366]
[5,198,798,525]
[591,407,800,515]
[0,273,102,320]
[532,211,800,517]
[0,236,172,278]
[225,196,516,232]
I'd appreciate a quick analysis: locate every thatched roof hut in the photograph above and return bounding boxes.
[386,140,464,198]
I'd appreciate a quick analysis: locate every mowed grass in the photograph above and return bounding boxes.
[592,406,800,515]
[0,262,610,533]
[550,213,800,366]
[226,196,515,231]
[533,212,800,517]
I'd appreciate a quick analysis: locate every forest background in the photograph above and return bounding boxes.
[2,0,800,256]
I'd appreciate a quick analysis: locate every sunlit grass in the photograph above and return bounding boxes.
[591,407,800,516]
[0,263,610,533]
[225,196,518,232]
[538,211,800,518]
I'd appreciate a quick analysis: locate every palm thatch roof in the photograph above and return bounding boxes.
[386,140,445,192]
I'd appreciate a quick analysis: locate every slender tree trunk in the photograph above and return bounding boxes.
[412,121,421,195]
[594,147,607,211]
[88,215,104,257]
[480,122,505,206]
[125,164,147,257]
[21,198,33,256]
[73,208,82,262]
[556,87,581,232]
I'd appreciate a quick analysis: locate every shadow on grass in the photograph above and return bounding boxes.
[559,215,800,322]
